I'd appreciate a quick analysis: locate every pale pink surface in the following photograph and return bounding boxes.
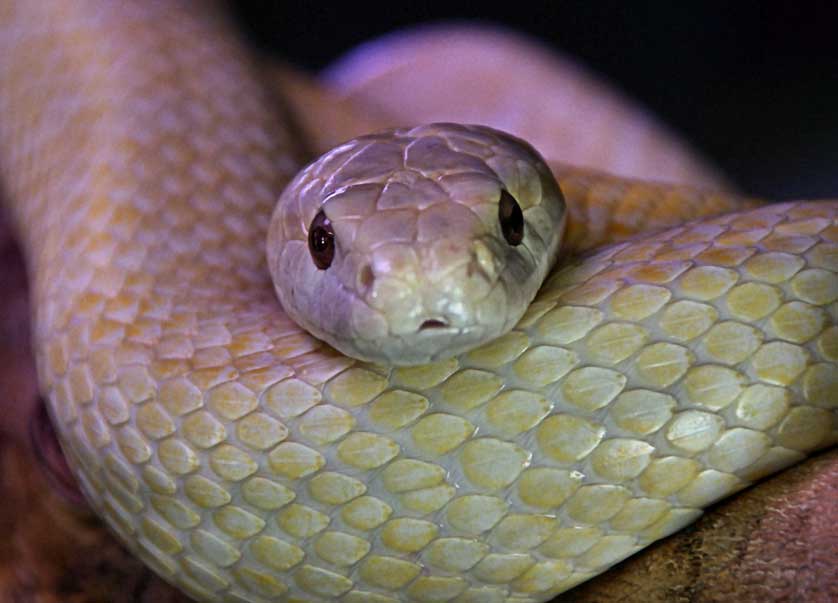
[324,26,725,188]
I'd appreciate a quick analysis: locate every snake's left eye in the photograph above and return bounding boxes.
[499,189,524,246]
[308,210,335,269]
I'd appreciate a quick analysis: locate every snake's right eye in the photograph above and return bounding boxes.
[308,210,335,269]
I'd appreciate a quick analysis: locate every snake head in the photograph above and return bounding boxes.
[267,123,565,365]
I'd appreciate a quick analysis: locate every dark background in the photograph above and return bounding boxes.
[228,1,838,200]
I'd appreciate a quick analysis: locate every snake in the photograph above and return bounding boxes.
[0,2,835,603]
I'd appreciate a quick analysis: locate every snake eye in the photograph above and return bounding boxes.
[499,189,524,246]
[308,210,335,269]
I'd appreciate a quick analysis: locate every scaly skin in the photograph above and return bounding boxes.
[268,123,569,365]
[0,2,835,603]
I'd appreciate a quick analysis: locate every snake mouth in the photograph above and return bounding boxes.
[419,318,449,330]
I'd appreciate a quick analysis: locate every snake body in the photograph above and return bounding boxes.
[0,2,835,603]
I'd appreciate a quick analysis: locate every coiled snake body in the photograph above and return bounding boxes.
[0,2,835,603]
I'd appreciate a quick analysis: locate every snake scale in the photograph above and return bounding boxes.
[0,2,835,603]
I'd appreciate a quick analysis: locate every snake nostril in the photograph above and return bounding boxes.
[359,263,375,290]
[470,241,497,281]
[419,319,448,330]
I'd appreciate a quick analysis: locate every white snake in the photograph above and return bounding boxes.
[0,2,835,603]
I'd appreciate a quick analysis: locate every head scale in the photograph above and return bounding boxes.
[267,123,565,365]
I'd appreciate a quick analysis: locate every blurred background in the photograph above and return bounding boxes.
[230,0,838,200]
